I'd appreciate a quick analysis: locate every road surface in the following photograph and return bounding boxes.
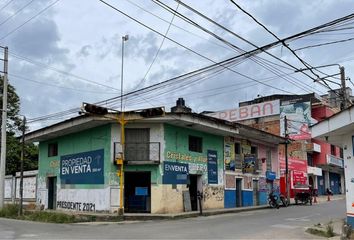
[0,199,345,239]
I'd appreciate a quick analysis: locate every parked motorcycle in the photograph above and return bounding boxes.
[268,192,280,209]
[279,194,289,207]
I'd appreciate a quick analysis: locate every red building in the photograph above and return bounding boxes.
[237,93,344,196]
[308,104,344,195]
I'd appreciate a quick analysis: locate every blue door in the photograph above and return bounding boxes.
[317,175,325,195]
[329,172,340,194]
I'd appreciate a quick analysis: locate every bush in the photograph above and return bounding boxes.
[0,204,19,218]
[326,221,335,237]
[0,204,75,223]
[25,212,75,223]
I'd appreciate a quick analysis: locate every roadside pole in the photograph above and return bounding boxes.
[19,116,26,215]
[340,66,347,109]
[284,116,290,204]
[118,35,129,216]
[0,46,8,209]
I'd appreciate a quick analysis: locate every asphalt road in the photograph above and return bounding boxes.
[0,199,346,239]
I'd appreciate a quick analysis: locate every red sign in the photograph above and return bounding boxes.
[291,170,308,189]
[279,156,308,172]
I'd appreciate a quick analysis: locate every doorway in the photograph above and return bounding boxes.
[124,172,151,213]
[47,177,57,210]
[253,180,259,206]
[188,174,202,211]
[236,178,242,207]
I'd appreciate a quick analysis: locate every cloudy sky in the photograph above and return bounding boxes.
[0,0,354,130]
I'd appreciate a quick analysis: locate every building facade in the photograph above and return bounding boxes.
[207,93,345,196]
[312,105,354,227]
[25,109,283,214]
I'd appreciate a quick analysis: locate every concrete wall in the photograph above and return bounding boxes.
[4,170,38,205]
[342,134,354,227]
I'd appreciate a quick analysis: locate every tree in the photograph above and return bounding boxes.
[0,77,38,175]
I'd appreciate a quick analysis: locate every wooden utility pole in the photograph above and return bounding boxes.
[0,46,8,209]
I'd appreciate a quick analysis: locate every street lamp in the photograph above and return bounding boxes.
[118,35,128,216]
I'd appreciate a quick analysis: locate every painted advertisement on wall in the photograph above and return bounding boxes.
[56,188,111,212]
[280,99,317,140]
[207,150,218,184]
[205,100,280,122]
[162,161,189,184]
[60,149,104,185]
[243,155,256,174]
[279,156,308,173]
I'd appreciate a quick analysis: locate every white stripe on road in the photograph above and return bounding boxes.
[271,224,300,229]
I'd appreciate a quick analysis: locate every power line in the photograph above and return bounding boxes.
[28,6,354,124]
[294,37,354,51]
[98,0,296,94]
[133,2,179,90]
[156,0,318,93]
[123,0,233,53]
[0,0,14,12]
[0,0,60,40]
[229,0,321,81]
[9,73,119,94]
[9,51,120,91]
[0,0,35,27]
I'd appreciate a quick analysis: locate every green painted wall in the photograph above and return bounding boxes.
[164,123,224,178]
[38,124,113,189]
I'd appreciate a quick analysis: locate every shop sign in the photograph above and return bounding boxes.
[291,170,307,189]
[266,171,276,180]
[60,149,104,184]
[205,100,280,122]
[326,154,344,168]
[307,166,322,176]
[207,150,218,184]
[162,161,189,184]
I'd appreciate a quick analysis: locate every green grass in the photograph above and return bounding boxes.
[0,204,75,223]
[0,204,19,218]
[24,211,75,223]
[306,228,328,238]
[326,221,335,237]
[306,221,337,238]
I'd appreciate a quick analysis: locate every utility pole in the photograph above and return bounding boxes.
[284,116,290,204]
[118,35,128,216]
[340,66,348,110]
[0,46,8,209]
[19,116,26,216]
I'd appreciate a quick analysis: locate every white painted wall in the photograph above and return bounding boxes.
[15,176,36,199]
[56,188,111,212]
[343,134,354,217]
